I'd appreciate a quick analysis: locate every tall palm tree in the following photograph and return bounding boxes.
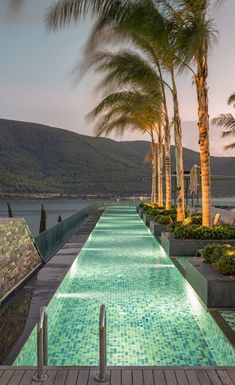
[83,21,174,211]
[84,49,164,203]
[164,0,220,226]
[212,93,235,150]
[48,0,188,218]
[87,90,163,204]
[48,0,224,226]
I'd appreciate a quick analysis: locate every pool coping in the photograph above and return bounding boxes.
[0,209,104,366]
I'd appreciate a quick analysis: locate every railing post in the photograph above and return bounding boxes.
[33,307,48,382]
[95,305,110,383]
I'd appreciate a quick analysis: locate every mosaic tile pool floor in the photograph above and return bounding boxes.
[15,206,235,366]
[220,311,235,332]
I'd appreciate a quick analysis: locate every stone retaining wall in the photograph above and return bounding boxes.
[0,218,42,303]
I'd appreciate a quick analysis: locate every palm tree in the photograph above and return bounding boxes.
[83,24,174,211]
[87,90,163,204]
[164,0,221,226]
[48,1,188,218]
[82,48,164,205]
[212,93,235,150]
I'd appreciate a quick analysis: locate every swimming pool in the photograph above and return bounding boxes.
[15,206,235,366]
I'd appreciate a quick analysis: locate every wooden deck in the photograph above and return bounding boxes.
[0,367,235,385]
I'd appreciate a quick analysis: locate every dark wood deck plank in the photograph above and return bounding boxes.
[18,369,35,385]
[0,369,15,385]
[206,370,223,385]
[196,370,212,385]
[122,369,132,385]
[227,370,235,384]
[76,369,89,385]
[6,370,25,385]
[65,369,79,385]
[53,369,68,385]
[143,369,154,385]
[175,370,189,385]
[0,368,235,385]
[110,369,121,385]
[153,369,167,385]
[217,370,234,385]
[132,369,144,385]
[164,370,177,385]
[185,370,200,385]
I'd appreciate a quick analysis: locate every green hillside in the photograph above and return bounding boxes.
[0,118,234,196]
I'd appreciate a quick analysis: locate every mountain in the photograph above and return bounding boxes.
[0,118,234,197]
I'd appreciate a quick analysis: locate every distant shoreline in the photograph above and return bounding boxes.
[1,193,235,201]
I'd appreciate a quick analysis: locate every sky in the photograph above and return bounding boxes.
[0,0,235,156]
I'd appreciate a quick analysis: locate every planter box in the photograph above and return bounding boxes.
[143,213,154,226]
[150,220,167,237]
[182,257,235,308]
[138,207,144,218]
[161,232,235,257]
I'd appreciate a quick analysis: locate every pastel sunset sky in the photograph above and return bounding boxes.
[0,0,235,156]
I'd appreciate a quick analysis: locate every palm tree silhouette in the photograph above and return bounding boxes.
[212,93,235,150]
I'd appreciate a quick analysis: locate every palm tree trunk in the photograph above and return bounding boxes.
[195,59,212,226]
[157,124,163,206]
[150,130,157,204]
[164,121,171,210]
[171,67,185,221]
[156,61,171,210]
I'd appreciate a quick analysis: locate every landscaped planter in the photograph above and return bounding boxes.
[138,207,144,218]
[142,213,153,226]
[161,232,235,257]
[150,220,167,237]
[181,257,235,308]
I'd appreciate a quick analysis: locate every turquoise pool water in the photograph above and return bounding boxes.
[15,206,235,366]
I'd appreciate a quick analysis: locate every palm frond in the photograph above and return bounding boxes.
[85,50,162,99]
[47,0,129,30]
[224,142,235,150]
[211,114,235,130]
[228,92,235,108]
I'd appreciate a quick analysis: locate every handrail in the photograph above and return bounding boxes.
[95,305,110,383]
[33,307,48,382]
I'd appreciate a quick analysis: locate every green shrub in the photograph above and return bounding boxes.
[167,221,182,232]
[145,207,157,216]
[202,244,232,264]
[173,224,235,240]
[174,224,198,239]
[216,253,235,275]
[190,214,202,225]
[139,202,144,208]
[155,215,173,225]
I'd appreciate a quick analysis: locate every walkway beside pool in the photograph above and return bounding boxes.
[1,209,104,365]
[0,366,235,385]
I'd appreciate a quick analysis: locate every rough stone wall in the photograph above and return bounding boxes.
[0,218,42,302]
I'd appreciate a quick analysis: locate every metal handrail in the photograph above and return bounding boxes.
[95,305,110,383]
[33,307,48,382]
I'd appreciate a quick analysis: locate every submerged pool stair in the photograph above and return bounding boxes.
[32,305,110,383]
[6,305,234,385]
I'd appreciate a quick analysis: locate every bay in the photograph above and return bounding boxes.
[0,199,91,236]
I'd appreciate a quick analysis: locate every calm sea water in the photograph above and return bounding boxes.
[0,197,234,237]
[0,199,93,236]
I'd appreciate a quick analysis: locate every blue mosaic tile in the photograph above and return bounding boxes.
[15,206,235,366]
